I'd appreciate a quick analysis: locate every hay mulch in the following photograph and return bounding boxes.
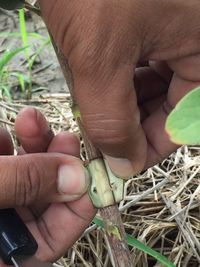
[0,94,199,267]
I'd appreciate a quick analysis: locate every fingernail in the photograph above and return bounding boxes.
[57,165,90,195]
[104,155,134,179]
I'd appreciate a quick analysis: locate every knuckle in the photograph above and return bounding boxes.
[14,157,41,206]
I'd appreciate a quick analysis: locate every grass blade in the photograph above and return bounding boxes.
[19,9,29,60]
[0,47,27,72]
[1,85,12,102]
[19,8,32,99]
[11,72,29,94]
[30,37,51,68]
[0,32,46,40]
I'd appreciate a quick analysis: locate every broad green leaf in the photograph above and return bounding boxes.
[93,217,175,267]
[0,0,25,10]
[165,86,200,145]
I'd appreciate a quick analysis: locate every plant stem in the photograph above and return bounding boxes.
[100,206,133,267]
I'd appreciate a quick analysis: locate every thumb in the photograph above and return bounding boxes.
[75,64,147,178]
[0,153,90,208]
[39,0,147,177]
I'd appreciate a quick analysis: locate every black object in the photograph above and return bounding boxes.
[0,0,25,10]
[0,208,38,265]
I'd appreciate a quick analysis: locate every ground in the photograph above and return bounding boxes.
[0,8,67,99]
[0,8,199,267]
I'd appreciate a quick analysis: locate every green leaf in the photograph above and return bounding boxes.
[1,85,12,102]
[93,217,175,267]
[165,86,200,145]
[0,47,27,72]
[19,9,30,62]
[0,32,46,40]
[0,0,25,10]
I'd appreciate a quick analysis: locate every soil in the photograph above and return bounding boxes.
[0,8,68,99]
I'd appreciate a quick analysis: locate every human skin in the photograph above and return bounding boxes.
[0,107,95,266]
[1,1,200,264]
[38,0,200,178]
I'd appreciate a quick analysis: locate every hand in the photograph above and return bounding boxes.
[39,0,200,177]
[0,107,95,266]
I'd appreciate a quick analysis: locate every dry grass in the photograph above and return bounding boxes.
[0,93,199,267]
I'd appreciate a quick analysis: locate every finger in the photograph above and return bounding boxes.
[74,65,147,178]
[27,195,95,261]
[0,153,90,208]
[168,54,200,82]
[0,259,9,267]
[30,132,80,217]
[0,128,13,155]
[47,132,80,157]
[143,105,178,168]
[15,107,54,153]
[143,54,200,166]
[143,74,200,168]
[16,107,80,156]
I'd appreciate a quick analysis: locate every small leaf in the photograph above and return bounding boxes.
[0,0,25,10]
[165,86,200,145]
